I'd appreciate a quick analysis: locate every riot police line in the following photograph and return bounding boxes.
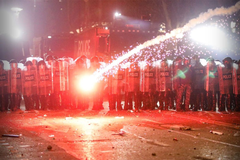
[0,55,240,112]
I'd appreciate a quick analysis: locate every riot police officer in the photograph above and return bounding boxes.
[52,60,61,109]
[125,61,141,111]
[9,60,19,111]
[45,55,54,109]
[235,60,240,111]
[38,60,51,110]
[72,57,89,110]
[0,60,9,111]
[90,56,104,110]
[192,55,206,111]
[219,57,233,112]
[108,64,125,111]
[58,58,70,109]
[140,62,156,110]
[175,57,193,111]
[30,58,39,110]
[156,59,174,110]
[205,58,220,111]
[17,60,24,109]
[22,61,34,111]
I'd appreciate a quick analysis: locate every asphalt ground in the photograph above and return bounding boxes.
[0,106,240,160]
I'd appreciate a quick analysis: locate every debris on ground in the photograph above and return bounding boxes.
[173,138,178,141]
[234,131,240,137]
[115,116,124,119]
[65,117,73,120]
[152,153,156,156]
[49,135,54,138]
[210,130,223,135]
[19,145,31,148]
[112,129,126,136]
[47,145,52,151]
[196,133,200,136]
[146,139,169,147]
[180,126,192,131]
[119,129,125,136]
[2,134,20,138]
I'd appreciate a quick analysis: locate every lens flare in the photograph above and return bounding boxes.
[78,75,96,93]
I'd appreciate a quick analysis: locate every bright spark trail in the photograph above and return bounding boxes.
[93,1,240,81]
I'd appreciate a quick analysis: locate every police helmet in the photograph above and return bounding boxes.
[25,61,33,66]
[19,59,25,64]
[9,59,17,64]
[206,57,214,62]
[46,55,54,61]
[192,55,200,60]
[0,60,3,67]
[174,56,182,62]
[75,57,84,65]
[183,57,190,65]
[80,55,87,60]
[223,57,232,64]
[90,56,99,63]
[38,60,46,66]
[98,56,104,62]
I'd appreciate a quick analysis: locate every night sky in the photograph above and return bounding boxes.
[0,0,239,61]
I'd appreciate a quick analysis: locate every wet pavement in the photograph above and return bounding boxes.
[0,104,240,160]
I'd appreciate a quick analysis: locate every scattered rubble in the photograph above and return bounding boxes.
[115,116,124,119]
[112,129,126,136]
[65,117,73,120]
[47,145,52,151]
[152,153,156,156]
[210,130,223,135]
[234,131,240,137]
[180,126,192,131]
[2,134,20,138]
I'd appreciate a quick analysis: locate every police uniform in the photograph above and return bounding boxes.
[45,55,55,110]
[125,62,141,111]
[53,60,61,109]
[16,62,23,109]
[140,62,156,110]
[22,61,34,111]
[108,65,125,111]
[31,59,39,110]
[9,60,19,111]
[0,60,9,111]
[59,59,70,109]
[219,57,234,112]
[38,60,51,110]
[192,56,206,111]
[72,57,89,110]
[90,56,104,110]
[235,60,240,111]
[175,57,192,111]
[156,59,173,110]
[205,58,220,111]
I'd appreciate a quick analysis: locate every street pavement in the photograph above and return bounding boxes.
[0,104,240,160]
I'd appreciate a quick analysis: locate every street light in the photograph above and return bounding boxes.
[113,12,122,21]
[114,12,121,17]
